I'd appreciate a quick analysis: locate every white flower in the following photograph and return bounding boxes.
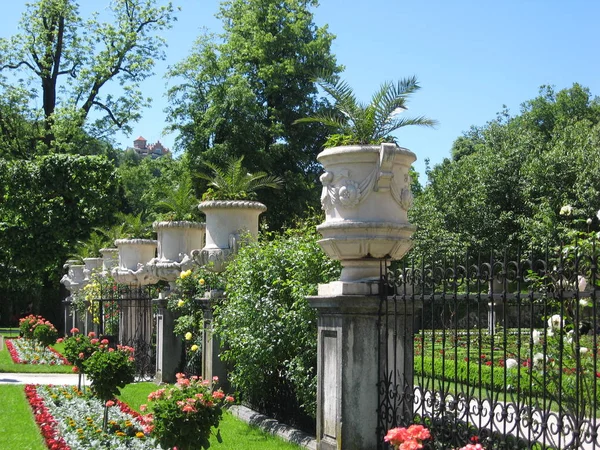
[587,218,593,225]
[533,352,546,369]
[532,329,541,345]
[578,275,587,292]
[580,298,591,308]
[548,314,563,330]
[560,205,574,216]
[505,358,518,369]
[597,209,600,221]
[580,347,589,354]
[566,329,574,344]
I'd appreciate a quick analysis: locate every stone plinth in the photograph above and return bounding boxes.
[308,293,418,450]
[153,298,182,383]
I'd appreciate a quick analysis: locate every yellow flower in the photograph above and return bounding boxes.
[136,432,145,439]
[177,299,185,308]
[185,332,193,340]
[180,269,192,279]
[191,344,199,352]
[199,278,205,286]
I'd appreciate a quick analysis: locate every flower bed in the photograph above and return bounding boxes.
[25,384,162,450]
[6,338,69,365]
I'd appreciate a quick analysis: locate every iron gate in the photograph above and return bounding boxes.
[94,283,158,380]
[377,247,600,449]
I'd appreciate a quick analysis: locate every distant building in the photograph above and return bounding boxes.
[128,136,171,159]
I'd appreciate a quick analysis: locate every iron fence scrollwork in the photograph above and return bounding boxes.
[377,245,600,450]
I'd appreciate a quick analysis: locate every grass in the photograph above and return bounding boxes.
[0,385,47,450]
[0,381,304,450]
[0,339,73,373]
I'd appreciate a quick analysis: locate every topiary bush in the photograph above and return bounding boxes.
[213,218,340,422]
[32,323,59,348]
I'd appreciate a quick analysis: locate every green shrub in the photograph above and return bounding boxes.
[32,324,58,348]
[214,219,340,419]
[83,343,136,402]
[62,329,100,373]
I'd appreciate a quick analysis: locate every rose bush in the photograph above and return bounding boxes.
[146,373,233,450]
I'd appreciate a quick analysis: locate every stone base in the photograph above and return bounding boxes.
[308,294,417,450]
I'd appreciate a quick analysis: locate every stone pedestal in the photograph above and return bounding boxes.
[198,295,228,389]
[153,298,182,383]
[308,290,417,450]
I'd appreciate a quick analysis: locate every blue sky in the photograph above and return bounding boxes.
[2,0,600,184]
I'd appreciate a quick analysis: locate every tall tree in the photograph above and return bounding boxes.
[0,0,176,151]
[410,84,600,256]
[166,0,341,228]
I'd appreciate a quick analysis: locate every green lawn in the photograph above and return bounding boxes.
[0,381,304,450]
[0,385,47,450]
[0,339,72,373]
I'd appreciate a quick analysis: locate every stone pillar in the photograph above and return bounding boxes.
[198,294,228,389]
[153,298,182,383]
[308,288,418,450]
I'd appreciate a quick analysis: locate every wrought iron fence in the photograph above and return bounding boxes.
[378,245,600,449]
[93,283,158,381]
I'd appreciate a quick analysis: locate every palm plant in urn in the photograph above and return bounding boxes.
[295,74,436,289]
[194,155,282,273]
[149,177,206,288]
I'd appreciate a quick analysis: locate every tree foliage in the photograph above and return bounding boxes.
[0,154,119,289]
[166,0,341,227]
[410,84,600,256]
[0,0,177,149]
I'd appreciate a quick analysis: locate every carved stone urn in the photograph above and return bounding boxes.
[83,257,103,281]
[316,143,416,286]
[100,248,119,276]
[112,239,159,286]
[194,201,266,272]
[60,260,86,296]
[148,221,206,288]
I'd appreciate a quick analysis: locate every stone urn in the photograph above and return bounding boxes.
[148,221,206,286]
[194,201,266,272]
[83,257,103,281]
[316,143,416,286]
[60,260,86,295]
[112,239,159,285]
[100,248,119,275]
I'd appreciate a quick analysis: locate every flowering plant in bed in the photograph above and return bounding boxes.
[5,337,68,365]
[385,425,482,450]
[25,384,162,450]
[19,314,56,339]
[146,373,234,450]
